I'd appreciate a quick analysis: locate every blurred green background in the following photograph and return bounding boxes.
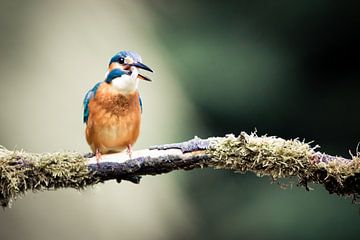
[0,0,359,239]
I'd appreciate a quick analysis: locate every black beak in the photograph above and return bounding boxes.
[130,62,153,72]
[136,74,151,82]
[129,62,153,82]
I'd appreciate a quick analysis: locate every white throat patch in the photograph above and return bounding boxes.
[111,68,139,94]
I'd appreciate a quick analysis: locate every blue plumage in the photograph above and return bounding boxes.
[105,68,127,83]
[139,95,143,113]
[83,82,101,123]
[84,50,153,156]
[109,51,143,66]
[83,68,143,123]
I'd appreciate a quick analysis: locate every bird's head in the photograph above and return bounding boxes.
[107,50,153,81]
[105,51,153,93]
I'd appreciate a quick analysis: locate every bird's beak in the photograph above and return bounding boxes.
[137,74,152,82]
[129,62,153,82]
[130,62,153,72]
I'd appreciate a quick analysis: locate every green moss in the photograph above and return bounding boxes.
[208,132,314,179]
[207,132,360,198]
[0,146,98,207]
[314,156,360,196]
[1,133,360,207]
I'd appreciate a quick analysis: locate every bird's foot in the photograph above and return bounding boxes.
[127,144,132,159]
[95,149,102,166]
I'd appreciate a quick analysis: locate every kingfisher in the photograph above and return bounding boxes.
[83,51,153,160]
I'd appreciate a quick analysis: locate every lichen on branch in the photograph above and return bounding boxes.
[0,132,360,208]
[208,133,315,178]
[208,133,360,198]
[0,146,98,207]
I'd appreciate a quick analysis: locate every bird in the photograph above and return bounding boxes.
[83,51,153,160]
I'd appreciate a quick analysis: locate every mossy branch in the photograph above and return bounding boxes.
[1,132,360,208]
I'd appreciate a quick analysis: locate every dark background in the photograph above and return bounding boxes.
[0,0,359,239]
[147,1,360,239]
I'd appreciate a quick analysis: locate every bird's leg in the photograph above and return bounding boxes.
[127,144,133,159]
[95,148,102,165]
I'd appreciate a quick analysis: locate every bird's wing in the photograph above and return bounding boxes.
[83,82,102,123]
[139,95,143,113]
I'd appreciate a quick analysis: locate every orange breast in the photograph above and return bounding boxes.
[85,83,141,154]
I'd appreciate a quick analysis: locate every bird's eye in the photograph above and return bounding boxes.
[118,57,125,64]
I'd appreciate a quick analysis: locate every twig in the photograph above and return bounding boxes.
[1,132,360,208]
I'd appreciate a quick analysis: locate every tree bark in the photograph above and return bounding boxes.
[1,132,359,208]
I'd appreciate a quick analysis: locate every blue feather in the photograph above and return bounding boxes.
[84,67,143,122]
[109,51,142,65]
[83,82,101,123]
[139,95,143,113]
[105,68,127,83]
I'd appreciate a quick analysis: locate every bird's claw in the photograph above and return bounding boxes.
[127,144,133,159]
[95,149,102,166]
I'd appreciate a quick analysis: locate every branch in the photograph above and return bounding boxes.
[1,132,360,208]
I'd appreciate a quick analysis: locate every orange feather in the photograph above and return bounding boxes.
[85,83,141,154]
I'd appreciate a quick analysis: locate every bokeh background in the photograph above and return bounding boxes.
[0,0,359,239]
